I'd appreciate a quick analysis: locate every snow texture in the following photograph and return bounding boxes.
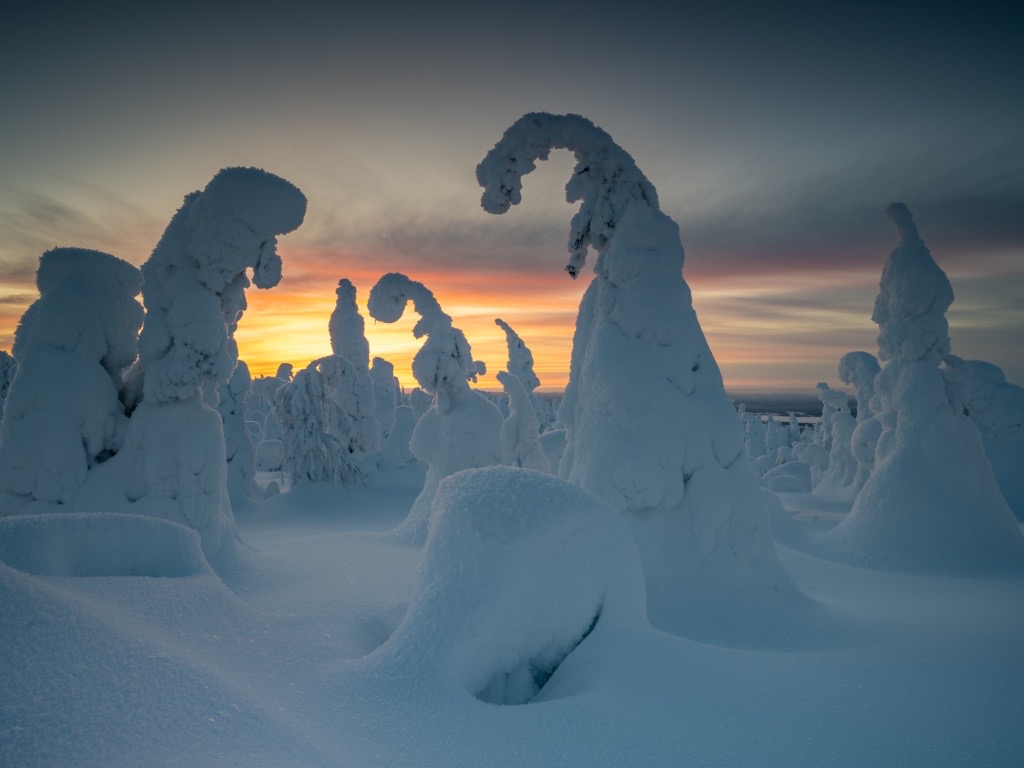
[496,371,551,473]
[122,167,306,557]
[371,466,646,705]
[829,204,1024,570]
[0,248,143,512]
[368,272,501,544]
[478,113,792,633]
[945,355,1024,520]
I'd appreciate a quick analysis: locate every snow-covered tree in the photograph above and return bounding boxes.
[370,357,398,439]
[274,356,364,486]
[218,359,258,500]
[368,272,502,544]
[812,383,858,495]
[328,278,380,454]
[829,204,1024,569]
[0,350,15,425]
[119,167,306,559]
[839,351,882,489]
[478,113,793,634]
[0,248,143,514]
[495,318,549,430]
[496,371,551,473]
[944,355,1024,521]
[409,387,432,419]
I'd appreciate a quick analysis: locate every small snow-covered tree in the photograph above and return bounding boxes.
[274,356,364,486]
[119,167,306,559]
[495,318,550,430]
[829,204,1024,569]
[370,357,398,439]
[0,248,143,514]
[496,371,551,473]
[839,351,882,489]
[218,359,259,500]
[478,113,793,634]
[368,272,502,544]
[409,387,432,419]
[944,355,1024,520]
[328,278,380,454]
[812,383,858,495]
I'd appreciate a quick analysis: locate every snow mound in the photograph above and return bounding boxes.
[373,466,645,705]
[0,513,211,578]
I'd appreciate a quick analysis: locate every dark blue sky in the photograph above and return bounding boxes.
[2,0,1021,388]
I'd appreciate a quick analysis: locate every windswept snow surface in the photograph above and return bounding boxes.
[3,472,1023,767]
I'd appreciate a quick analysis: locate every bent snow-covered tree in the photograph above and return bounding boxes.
[478,113,793,635]
[495,318,549,430]
[829,204,1024,570]
[368,272,502,544]
[0,248,143,514]
[120,167,306,559]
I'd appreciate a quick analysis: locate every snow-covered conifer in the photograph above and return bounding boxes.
[328,278,380,454]
[370,357,398,439]
[0,248,143,513]
[409,387,432,419]
[120,167,306,558]
[496,371,551,473]
[478,113,792,633]
[218,359,258,500]
[839,351,882,489]
[495,318,549,430]
[368,273,502,544]
[0,350,15,425]
[829,204,1024,569]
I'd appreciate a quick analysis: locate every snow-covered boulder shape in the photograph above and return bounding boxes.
[408,387,432,419]
[0,350,15,424]
[369,357,398,439]
[496,371,551,473]
[367,273,502,544]
[329,278,380,453]
[839,351,883,489]
[274,356,365,486]
[0,248,143,514]
[372,467,646,705]
[828,204,1024,571]
[944,355,1024,520]
[478,113,792,632]
[218,360,259,500]
[121,167,306,559]
[494,318,549,430]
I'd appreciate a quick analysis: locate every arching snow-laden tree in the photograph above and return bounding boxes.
[830,204,1024,569]
[119,167,306,559]
[329,278,381,455]
[0,248,143,514]
[368,272,502,544]
[477,113,794,633]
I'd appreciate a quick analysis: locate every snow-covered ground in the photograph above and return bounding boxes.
[3,467,1022,767]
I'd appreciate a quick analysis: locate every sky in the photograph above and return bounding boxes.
[1,1,1021,392]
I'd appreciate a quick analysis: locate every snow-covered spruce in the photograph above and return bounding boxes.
[218,360,259,500]
[367,273,502,544]
[120,168,306,559]
[369,466,646,705]
[478,113,794,635]
[330,278,380,454]
[0,350,15,424]
[274,356,365,486]
[828,204,1024,570]
[370,357,398,440]
[496,371,551,473]
[0,249,143,514]
[408,387,432,419]
[944,355,1024,521]
[838,351,882,489]
[495,318,549,430]
[811,383,858,497]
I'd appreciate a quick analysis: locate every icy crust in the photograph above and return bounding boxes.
[496,371,551,473]
[0,248,143,511]
[373,467,646,705]
[830,205,1024,570]
[0,513,211,578]
[477,112,659,278]
[138,167,306,404]
[944,356,1024,520]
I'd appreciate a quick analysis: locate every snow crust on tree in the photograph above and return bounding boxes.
[496,371,551,473]
[494,318,549,429]
[944,355,1024,520]
[121,167,306,558]
[829,204,1024,570]
[0,248,143,513]
[370,467,646,705]
[478,113,793,632]
[839,351,882,489]
[369,357,398,439]
[368,273,502,544]
[274,356,365,486]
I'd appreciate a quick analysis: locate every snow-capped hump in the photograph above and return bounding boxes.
[477,112,659,277]
[36,247,143,296]
[186,167,307,292]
